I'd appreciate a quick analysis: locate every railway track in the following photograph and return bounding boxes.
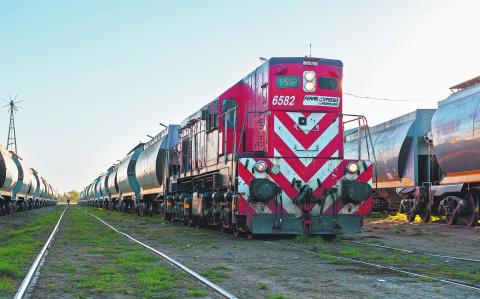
[348,240,480,263]
[267,240,480,292]
[83,210,238,299]
[14,206,67,299]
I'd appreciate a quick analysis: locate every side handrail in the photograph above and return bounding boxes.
[342,114,378,190]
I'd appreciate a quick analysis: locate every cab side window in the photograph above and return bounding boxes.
[222,98,237,128]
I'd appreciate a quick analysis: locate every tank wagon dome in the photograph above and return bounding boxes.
[432,78,480,183]
[0,145,19,195]
[135,125,180,195]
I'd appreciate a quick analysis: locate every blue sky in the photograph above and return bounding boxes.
[1,0,479,192]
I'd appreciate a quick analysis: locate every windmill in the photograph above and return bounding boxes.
[1,95,22,154]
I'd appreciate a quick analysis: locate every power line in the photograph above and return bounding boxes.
[344,92,435,102]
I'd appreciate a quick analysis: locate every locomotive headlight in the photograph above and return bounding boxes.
[303,71,316,92]
[304,81,315,92]
[304,71,315,82]
[346,162,359,174]
[254,160,268,173]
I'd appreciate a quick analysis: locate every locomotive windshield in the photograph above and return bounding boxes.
[319,77,338,90]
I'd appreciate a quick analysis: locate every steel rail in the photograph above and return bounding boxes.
[267,241,480,292]
[84,210,238,299]
[349,240,480,262]
[14,206,68,299]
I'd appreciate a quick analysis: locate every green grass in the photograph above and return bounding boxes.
[0,207,63,295]
[187,288,209,297]
[258,282,269,290]
[428,265,480,282]
[267,294,290,299]
[199,264,231,282]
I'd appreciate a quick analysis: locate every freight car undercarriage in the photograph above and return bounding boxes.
[399,186,480,226]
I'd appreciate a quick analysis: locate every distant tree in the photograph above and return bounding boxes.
[65,190,80,203]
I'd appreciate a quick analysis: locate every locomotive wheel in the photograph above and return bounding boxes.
[464,193,479,227]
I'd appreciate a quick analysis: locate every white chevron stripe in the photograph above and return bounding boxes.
[273,115,339,166]
[286,112,326,133]
[238,159,296,214]
[272,149,340,191]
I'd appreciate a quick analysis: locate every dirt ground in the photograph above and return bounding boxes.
[79,207,480,299]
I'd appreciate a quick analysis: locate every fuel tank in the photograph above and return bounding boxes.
[135,125,180,196]
[106,167,119,198]
[26,168,38,198]
[94,177,103,199]
[0,145,18,196]
[431,83,480,184]
[99,173,109,198]
[116,145,144,197]
[31,170,41,198]
[12,156,33,198]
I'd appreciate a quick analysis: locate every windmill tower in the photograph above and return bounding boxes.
[1,95,22,154]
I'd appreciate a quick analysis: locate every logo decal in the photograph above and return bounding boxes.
[303,96,340,107]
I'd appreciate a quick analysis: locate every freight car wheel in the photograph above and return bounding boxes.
[421,202,432,223]
[446,209,458,225]
[233,225,240,238]
[219,224,225,233]
[464,193,479,227]
[406,211,417,223]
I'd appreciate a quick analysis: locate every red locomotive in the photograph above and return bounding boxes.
[81,57,374,238]
[164,57,373,237]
